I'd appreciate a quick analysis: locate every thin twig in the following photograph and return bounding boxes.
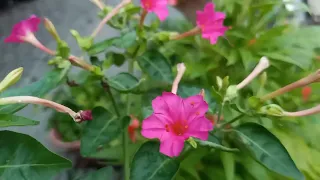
[91,0,132,38]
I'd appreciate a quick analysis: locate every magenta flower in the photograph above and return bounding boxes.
[141,0,169,21]
[4,15,41,43]
[196,2,227,44]
[141,92,213,157]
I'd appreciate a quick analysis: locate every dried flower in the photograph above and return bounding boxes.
[79,110,93,121]
[141,92,213,157]
[141,0,169,21]
[196,2,228,44]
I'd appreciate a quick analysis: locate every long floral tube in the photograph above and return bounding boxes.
[283,104,320,117]
[261,69,320,101]
[171,63,186,94]
[0,96,81,122]
[236,57,270,90]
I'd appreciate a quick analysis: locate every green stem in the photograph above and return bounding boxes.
[219,114,244,130]
[217,103,224,124]
[123,59,134,180]
[105,84,120,117]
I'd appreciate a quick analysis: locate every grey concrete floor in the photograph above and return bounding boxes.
[0,0,120,152]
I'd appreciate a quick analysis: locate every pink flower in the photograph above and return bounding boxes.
[141,92,213,157]
[5,15,41,43]
[168,0,178,6]
[141,0,169,21]
[196,2,227,44]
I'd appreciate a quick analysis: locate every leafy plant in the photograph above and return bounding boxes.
[0,0,320,179]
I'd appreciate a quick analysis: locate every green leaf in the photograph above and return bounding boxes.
[131,141,179,180]
[194,138,239,152]
[121,115,131,129]
[81,107,121,156]
[0,131,71,179]
[75,167,113,180]
[259,52,310,70]
[88,38,116,55]
[0,68,68,114]
[57,40,70,59]
[221,149,235,180]
[113,31,137,49]
[230,123,304,179]
[142,106,153,119]
[106,52,126,67]
[137,51,173,83]
[0,114,39,127]
[105,73,143,93]
[70,29,93,51]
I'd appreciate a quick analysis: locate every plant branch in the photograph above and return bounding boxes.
[91,0,131,38]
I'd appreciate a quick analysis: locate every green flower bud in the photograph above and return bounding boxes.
[259,104,285,116]
[224,85,238,102]
[0,67,23,93]
[44,18,60,41]
[187,137,197,149]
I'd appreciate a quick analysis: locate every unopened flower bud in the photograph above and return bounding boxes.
[187,137,197,148]
[79,110,93,121]
[259,104,285,116]
[44,18,60,41]
[224,85,238,102]
[0,67,23,93]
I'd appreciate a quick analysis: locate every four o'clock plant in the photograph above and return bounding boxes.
[0,0,318,179]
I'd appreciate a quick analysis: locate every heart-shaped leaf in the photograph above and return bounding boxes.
[0,68,68,114]
[130,141,179,180]
[0,131,71,179]
[230,123,304,179]
[137,51,173,84]
[74,167,113,180]
[0,114,39,127]
[81,107,121,156]
[105,73,142,93]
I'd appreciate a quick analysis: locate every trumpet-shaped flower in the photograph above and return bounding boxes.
[141,0,169,21]
[4,15,41,43]
[141,92,213,157]
[196,2,227,44]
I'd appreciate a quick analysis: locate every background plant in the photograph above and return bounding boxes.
[0,0,320,180]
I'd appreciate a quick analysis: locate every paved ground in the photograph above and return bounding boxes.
[0,0,120,152]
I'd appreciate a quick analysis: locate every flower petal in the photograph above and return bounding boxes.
[154,7,169,21]
[160,137,185,157]
[188,116,213,132]
[184,95,208,122]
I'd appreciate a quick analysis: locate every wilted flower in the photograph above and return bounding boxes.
[141,92,213,157]
[141,0,169,21]
[196,2,228,44]
[79,110,93,121]
[128,115,140,143]
[4,15,41,43]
